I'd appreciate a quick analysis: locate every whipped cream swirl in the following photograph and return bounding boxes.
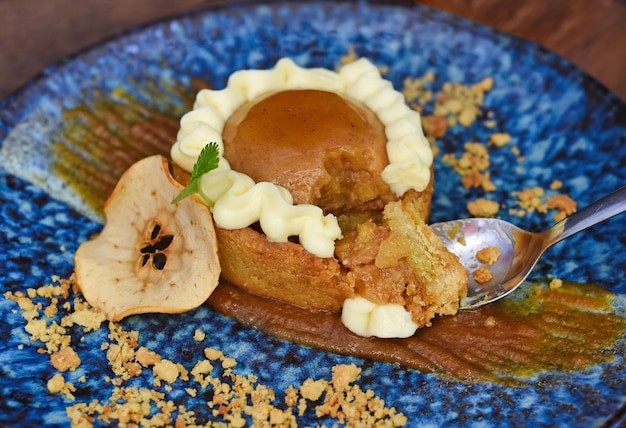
[171,57,433,258]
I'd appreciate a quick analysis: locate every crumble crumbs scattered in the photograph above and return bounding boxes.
[402,72,436,113]
[510,187,577,222]
[443,142,495,192]
[513,187,547,214]
[5,275,407,427]
[402,72,495,145]
[433,78,494,128]
[408,70,579,224]
[296,364,407,427]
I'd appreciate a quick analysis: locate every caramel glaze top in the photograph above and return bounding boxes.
[222,89,391,210]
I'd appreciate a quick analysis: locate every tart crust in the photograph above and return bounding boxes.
[209,172,445,314]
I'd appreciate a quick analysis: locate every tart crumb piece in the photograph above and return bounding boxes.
[63,308,106,332]
[47,373,65,393]
[476,246,501,266]
[221,356,237,369]
[546,194,577,222]
[443,142,495,192]
[204,347,223,361]
[284,385,299,407]
[153,359,180,385]
[484,316,497,327]
[402,71,435,112]
[47,373,76,400]
[291,363,407,426]
[191,359,213,377]
[488,132,511,147]
[550,180,563,190]
[421,114,448,139]
[300,378,328,401]
[43,300,58,318]
[50,346,81,372]
[549,278,564,290]
[434,78,493,128]
[445,221,464,245]
[473,265,494,284]
[135,346,161,367]
[193,328,205,342]
[513,187,577,222]
[467,198,500,218]
[513,187,547,214]
[332,363,361,391]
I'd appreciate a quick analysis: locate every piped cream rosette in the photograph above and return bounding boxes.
[171,57,433,259]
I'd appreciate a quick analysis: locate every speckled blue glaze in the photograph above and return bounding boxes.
[1,1,625,427]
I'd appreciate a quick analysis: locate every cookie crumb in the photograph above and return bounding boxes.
[433,78,493,128]
[473,265,494,284]
[50,346,81,372]
[550,180,563,190]
[47,373,76,400]
[513,187,577,222]
[443,142,495,192]
[300,378,327,401]
[421,114,447,138]
[549,278,563,290]
[193,328,205,342]
[476,246,501,266]
[402,71,435,112]
[488,132,511,147]
[467,198,500,218]
[153,359,180,384]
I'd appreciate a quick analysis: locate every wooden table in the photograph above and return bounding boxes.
[0,0,625,102]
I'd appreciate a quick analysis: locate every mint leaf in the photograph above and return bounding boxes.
[171,142,220,204]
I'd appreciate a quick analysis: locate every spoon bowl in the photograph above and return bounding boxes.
[430,185,626,309]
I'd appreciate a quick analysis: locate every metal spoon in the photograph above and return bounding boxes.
[430,185,626,309]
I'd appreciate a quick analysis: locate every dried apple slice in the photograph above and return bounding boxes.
[74,155,220,321]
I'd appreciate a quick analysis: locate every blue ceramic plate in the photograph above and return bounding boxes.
[1,1,625,426]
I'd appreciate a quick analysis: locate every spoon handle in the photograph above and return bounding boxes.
[544,185,626,247]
